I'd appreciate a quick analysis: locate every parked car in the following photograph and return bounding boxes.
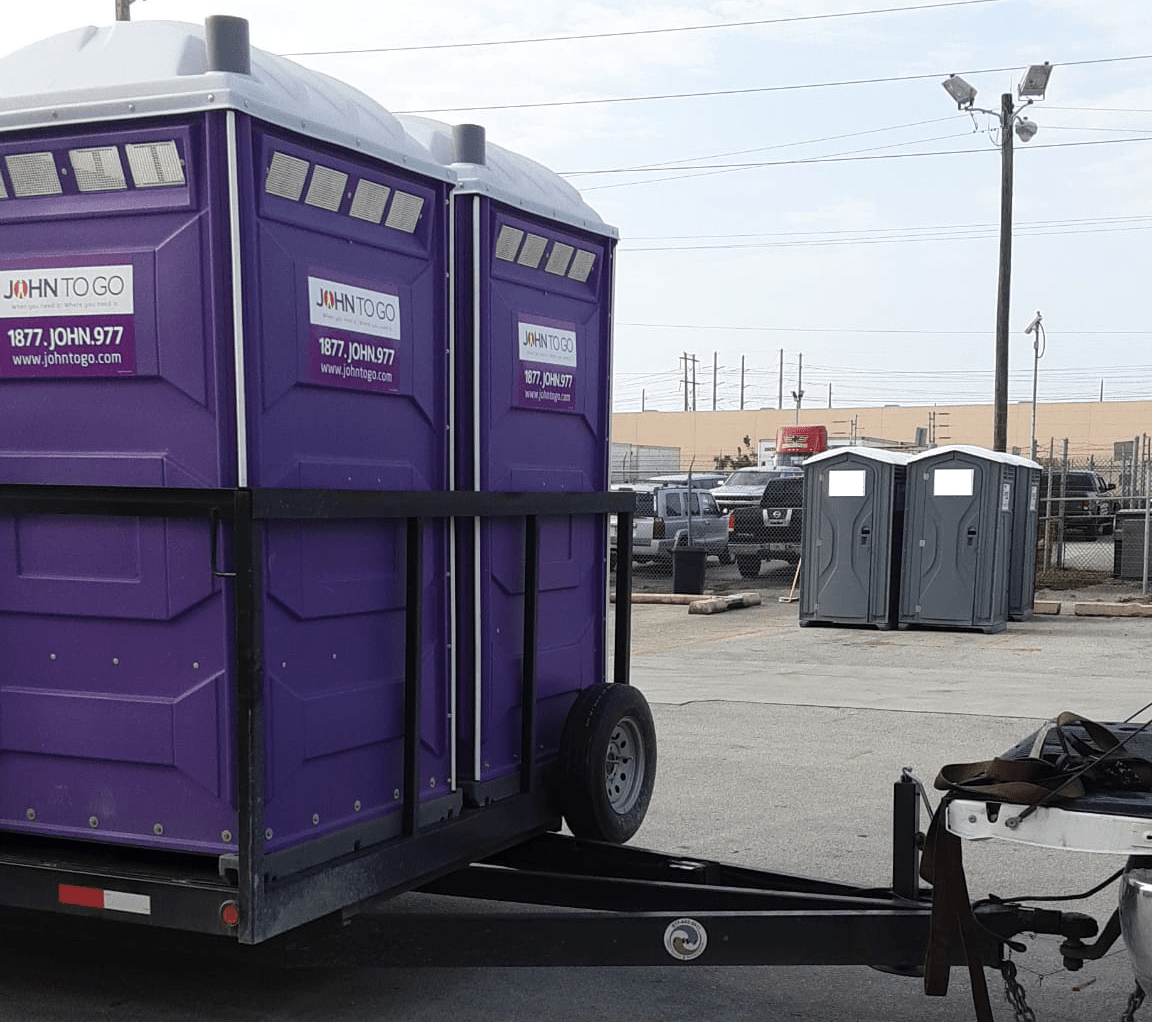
[727,475,805,578]
[1039,470,1116,536]
[609,484,732,566]
[711,466,802,514]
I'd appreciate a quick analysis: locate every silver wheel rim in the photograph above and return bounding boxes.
[605,714,645,814]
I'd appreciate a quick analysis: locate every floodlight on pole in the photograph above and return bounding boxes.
[940,63,1053,451]
[941,74,977,109]
[1018,62,1053,99]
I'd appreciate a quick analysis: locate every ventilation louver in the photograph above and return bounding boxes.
[125,142,186,187]
[349,179,391,223]
[384,191,424,233]
[305,165,348,212]
[69,147,127,192]
[567,250,596,282]
[517,234,547,269]
[494,225,524,261]
[544,242,574,276]
[265,152,309,201]
[6,152,63,197]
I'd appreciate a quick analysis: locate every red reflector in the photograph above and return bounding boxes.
[59,884,105,909]
[220,900,240,928]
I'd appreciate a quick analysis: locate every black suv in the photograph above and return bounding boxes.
[1039,470,1116,536]
[726,476,804,578]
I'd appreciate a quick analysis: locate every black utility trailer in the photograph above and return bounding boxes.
[0,484,1102,1010]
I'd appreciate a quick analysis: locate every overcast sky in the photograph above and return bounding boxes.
[3,0,1150,413]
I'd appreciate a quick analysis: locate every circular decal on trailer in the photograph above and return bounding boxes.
[663,917,708,961]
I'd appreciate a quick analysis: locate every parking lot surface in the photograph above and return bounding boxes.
[4,594,1152,1021]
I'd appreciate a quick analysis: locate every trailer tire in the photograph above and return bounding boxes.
[559,684,656,844]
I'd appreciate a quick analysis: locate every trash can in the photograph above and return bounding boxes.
[672,546,707,594]
[1003,454,1042,621]
[799,449,909,629]
[1115,509,1152,581]
[899,446,1015,633]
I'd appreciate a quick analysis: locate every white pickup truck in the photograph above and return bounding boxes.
[609,484,732,567]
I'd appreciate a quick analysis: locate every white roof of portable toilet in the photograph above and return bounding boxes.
[804,447,910,467]
[0,20,452,183]
[399,115,617,238]
[908,445,1039,469]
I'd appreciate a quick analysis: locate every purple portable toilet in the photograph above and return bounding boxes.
[400,118,616,804]
[0,19,458,871]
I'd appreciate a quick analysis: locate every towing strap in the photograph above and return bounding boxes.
[920,712,1152,1021]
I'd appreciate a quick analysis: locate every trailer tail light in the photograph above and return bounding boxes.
[59,883,151,916]
[220,900,240,928]
[728,513,735,533]
[652,517,665,540]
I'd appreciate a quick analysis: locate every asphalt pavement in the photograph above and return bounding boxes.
[4,595,1152,1021]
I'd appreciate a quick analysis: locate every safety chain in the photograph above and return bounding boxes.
[1120,982,1145,1022]
[1001,961,1145,1022]
[1001,960,1038,1022]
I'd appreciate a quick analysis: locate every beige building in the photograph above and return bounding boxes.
[612,400,1152,467]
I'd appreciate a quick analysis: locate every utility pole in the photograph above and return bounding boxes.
[991,91,1014,452]
[115,0,134,20]
[778,349,784,411]
[682,352,689,412]
[942,66,1051,453]
[712,351,718,411]
[827,383,832,409]
[691,354,697,412]
[740,355,745,411]
[790,353,804,425]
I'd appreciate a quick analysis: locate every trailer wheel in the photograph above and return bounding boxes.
[559,684,656,843]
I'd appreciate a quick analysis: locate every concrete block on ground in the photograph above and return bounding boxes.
[1073,602,1152,617]
[688,593,763,615]
[1033,600,1062,615]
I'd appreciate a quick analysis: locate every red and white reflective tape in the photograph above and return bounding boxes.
[58,883,152,916]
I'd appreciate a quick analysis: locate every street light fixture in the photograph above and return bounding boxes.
[1025,311,1045,462]
[941,64,1053,452]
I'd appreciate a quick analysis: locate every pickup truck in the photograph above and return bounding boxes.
[727,475,804,578]
[610,485,732,566]
[712,466,802,514]
[1039,469,1117,535]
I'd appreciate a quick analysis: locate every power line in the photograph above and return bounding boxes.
[577,133,1152,192]
[569,133,1152,177]
[396,54,1152,114]
[566,129,977,177]
[281,0,1007,56]
[606,115,965,172]
[619,323,1149,335]
[625,214,1152,242]
[621,221,1152,251]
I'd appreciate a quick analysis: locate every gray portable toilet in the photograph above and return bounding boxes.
[900,446,1016,633]
[799,448,909,629]
[1003,453,1042,621]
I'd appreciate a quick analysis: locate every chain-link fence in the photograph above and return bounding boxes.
[609,443,1152,597]
[1034,443,1152,590]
